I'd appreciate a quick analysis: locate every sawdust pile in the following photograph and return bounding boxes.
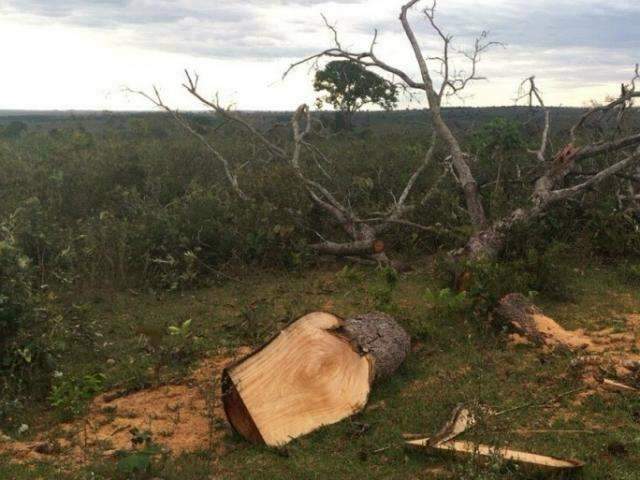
[508,309,640,390]
[0,347,251,466]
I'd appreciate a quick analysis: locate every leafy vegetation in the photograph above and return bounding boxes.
[0,260,639,478]
[0,109,639,478]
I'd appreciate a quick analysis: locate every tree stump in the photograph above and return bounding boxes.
[221,312,410,446]
[493,293,592,349]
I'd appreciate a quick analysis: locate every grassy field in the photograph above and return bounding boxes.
[1,258,640,479]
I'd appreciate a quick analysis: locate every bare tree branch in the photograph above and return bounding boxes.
[400,0,487,228]
[570,64,640,144]
[128,86,250,201]
[518,76,550,163]
[547,146,640,205]
[182,70,288,161]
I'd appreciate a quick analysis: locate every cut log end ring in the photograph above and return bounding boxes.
[221,311,410,446]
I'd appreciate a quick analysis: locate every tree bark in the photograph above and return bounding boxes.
[493,293,549,345]
[341,312,411,381]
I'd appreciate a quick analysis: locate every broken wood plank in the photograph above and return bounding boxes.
[407,438,585,472]
[602,378,638,393]
[428,405,476,446]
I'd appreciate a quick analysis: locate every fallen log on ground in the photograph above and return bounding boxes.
[221,311,410,446]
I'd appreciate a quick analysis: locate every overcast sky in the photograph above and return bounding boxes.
[0,0,638,111]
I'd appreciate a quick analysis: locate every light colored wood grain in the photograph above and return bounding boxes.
[227,312,372,446]
[407,438,584,470]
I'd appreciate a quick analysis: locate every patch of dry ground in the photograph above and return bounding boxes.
[0,347,252,466]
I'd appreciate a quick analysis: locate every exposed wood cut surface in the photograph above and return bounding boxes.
[223,312,372,446]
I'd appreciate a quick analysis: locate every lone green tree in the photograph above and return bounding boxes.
[314,60,398,130]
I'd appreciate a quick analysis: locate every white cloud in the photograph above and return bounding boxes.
[0,0,637,110]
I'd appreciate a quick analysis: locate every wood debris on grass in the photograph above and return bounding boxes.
[602,378,638,392]
[0,347,252,467]
[406,404,585,473]
[407,438,585,472]
[427,405,476,446]
[495,293,640,391]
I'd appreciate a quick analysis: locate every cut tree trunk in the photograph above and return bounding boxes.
[221,311,410,446]
[493,293,592,349]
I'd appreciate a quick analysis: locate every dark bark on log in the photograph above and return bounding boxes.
[342,312,411,382]
[493,293,547,344]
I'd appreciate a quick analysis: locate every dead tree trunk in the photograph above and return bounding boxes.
[221,311,410,446]
[290,3,640,265]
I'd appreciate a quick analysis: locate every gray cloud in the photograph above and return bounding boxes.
[358,1,640,51]
[4,0,362,25]
[2,0,368,59]
[3,0,638,74]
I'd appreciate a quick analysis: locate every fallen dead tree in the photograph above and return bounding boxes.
[221,311,410,446]
[288,0,640,263]
[134,77,445,267]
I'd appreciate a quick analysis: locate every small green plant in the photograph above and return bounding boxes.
[115,428,164,479]
[618,262,640,286]
[369,266,399,312]
[164,318,198,366]
[424,288,469,321]
[49,372,105,420]
[335,265,365,286]
[168,318,192,338]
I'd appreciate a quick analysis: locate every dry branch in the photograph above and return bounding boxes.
[128,86,250,201]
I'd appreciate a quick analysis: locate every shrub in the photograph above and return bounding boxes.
[369,266,399,312]
[0,220,33,352]
[0,215,56,416]
[424,288,469,322]
[49,373,106,420]
[435,240,573,319]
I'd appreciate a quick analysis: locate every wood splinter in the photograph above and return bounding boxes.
[221,311,410,446]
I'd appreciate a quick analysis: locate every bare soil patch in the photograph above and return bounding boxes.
[0,347,251,466]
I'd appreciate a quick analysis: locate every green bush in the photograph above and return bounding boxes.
[49,373,105,420]
[0,221,33,351]
[368,266,399,312]
[0,215,55,414]
[434,240,573,318]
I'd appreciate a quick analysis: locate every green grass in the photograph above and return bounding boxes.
[2,260,640,479]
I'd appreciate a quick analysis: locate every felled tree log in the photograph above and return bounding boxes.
[221,312,410,446]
